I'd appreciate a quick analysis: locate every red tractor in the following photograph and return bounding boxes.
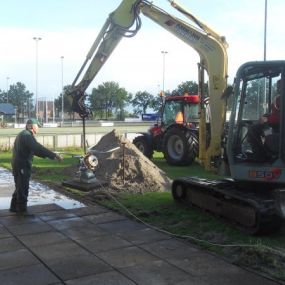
[133,94,200,166]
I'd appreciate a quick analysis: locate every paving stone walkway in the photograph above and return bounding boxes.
[0,203,281,285]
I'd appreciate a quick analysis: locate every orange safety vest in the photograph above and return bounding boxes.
[175,111,183,124]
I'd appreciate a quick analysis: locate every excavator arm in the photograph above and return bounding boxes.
[68,0,142,118]
[69,0,228,169]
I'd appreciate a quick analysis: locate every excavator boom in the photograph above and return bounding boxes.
[69,0,142,118]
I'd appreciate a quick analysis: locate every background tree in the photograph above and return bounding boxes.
[114,89,132,120]
[89,81,129,120]
[89,86,105,119]
[131,91,154,115]
[54,85,73,119]
[171,80,199,95]
[149,93,163,113]
[0,89,6,103]
[5,82,34,121]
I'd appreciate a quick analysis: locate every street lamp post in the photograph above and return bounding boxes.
[61,56,64,124]
[264,0,267,61]
[6,77,10,103]
[33,37,42,120]
[53,98,55,123]
[263,0,268,112]
[28,98,30,118]
[161,51,168,93]
[14,107,17,126]
[45,98,48,123]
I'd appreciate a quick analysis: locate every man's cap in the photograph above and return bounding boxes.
[26,118,42,127]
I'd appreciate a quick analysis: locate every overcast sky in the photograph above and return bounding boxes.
[1,0,285,101]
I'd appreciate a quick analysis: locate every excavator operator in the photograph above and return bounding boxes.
[247,80,281,161]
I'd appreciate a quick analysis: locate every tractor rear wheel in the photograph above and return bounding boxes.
[163,127,198,166]
[133,135,153,159]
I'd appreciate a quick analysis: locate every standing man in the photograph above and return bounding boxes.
[10,118,63,213]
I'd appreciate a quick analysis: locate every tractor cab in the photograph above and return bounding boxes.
[227,61,285,183]
[160,94,200,130]
[133,93,200,165]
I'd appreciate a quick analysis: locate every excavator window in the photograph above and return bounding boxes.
[231,67,283,163]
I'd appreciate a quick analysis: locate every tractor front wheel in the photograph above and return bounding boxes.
[133,135,153,159]
[163,127,198,166]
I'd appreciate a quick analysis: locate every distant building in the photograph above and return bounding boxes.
[37,100,54,122]
[0,103,15,115]
[0,103,15,125]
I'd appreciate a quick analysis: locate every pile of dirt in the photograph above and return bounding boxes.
[88,129,172,193]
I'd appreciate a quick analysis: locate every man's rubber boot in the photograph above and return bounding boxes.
[9,198,18,212]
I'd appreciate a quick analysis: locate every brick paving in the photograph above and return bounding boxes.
[0,167,282,284]
[0,203,281,285]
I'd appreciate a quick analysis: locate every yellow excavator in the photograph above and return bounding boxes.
[68,0,285,234]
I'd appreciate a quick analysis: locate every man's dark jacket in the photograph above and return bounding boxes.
[12,129,56,170]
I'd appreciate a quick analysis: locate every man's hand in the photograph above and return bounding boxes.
[55,153,63,161]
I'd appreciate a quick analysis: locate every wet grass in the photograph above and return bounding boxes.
[0,149,80,182]
[153,152,220,180]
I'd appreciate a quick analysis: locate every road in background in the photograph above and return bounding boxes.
[0,122,153,136]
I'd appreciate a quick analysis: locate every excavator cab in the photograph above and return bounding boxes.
[227,61,285,183]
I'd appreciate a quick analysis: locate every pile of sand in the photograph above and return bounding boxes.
[88,129,172,193]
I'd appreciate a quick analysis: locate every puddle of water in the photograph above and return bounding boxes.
[0,168,85,210]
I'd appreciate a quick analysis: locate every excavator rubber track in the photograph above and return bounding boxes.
[172,177,283,234]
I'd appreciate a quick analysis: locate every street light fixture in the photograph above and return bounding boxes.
[161,51,168,93]
[33,37,42,120]
[60,56,64,124]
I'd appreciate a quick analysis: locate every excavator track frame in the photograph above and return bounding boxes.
[172,177,283,234]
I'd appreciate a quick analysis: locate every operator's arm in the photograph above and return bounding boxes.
[25,134,61,160]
